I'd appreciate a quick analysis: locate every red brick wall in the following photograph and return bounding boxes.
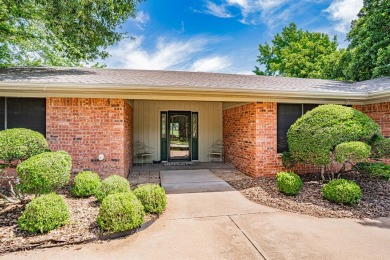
[223,103,258,176]
[224,102,390,178]
[223,102,284,177]
[354,102,390,138]
[46,98,133,178]
[123,101,133,176]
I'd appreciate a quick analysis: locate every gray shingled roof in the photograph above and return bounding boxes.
[0,67,389,95]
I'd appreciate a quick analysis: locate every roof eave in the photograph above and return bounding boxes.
[0,82,384,104]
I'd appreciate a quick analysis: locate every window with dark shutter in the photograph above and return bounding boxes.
[277,103,320,153]
[0,98,5,131]
[2,98,46,135]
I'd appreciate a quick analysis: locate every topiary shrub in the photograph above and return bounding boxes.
[322,179,362,205]
[335,141,371,163]
[18,193,70,233]
[70,171,101,197]
[95,175,130,202]
[133,184,167,214]
[276,171,302,196]
[97,192,145,232]
[288,105,380,166]
[370,136,390,159]
[354,162,390,180]
[0,128,48,162]
[17,151,72,195]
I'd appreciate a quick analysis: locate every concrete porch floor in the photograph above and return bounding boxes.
[128,162,233,188]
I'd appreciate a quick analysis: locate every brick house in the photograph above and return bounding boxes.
[0,67,389,178]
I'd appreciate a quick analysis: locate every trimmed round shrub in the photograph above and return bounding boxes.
[0,128,48,162]
[17,151,72,195]
[70,171,101,197]
[97,192,145,232]
[288,105,380,166]
[276,171,302,196]
[134,184,167,214]
[335,141,371,163]
[18,193,70,233]
[95,175,130,202]
[354,162,390,180]
[322,179,362,205]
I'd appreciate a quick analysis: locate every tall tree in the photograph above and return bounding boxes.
[346,0,390,81]
[254,23,346,80]
[0,0,141,67]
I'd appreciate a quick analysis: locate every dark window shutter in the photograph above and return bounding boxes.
[277,104,302,153]
[0,98,4,130]
[7,98,46,135]
[303,104,319,114]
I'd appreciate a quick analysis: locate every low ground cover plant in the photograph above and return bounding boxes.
[354,162,390,180]
[134,184,167,214]
[322,179,362,205]
[97,192,145,232]
[17,151,72,195]
[276,171,302,196]
[71,171,101,197]
[18,193,70,234]
[95,175,131,202]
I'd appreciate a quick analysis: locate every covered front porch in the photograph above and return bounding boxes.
[132,100,242,164]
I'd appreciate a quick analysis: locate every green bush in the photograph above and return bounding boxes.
[335,141,371,163]
[354,162,390,180]
[70,171,101,197]
[322,179,362,205]
[134,184,167,214]
[95,175,130,202]
[287,105,380,166]
[18,193,70,233]
[17,151,72,195]
[0,128,48,162]
[370,136,390,159]
[97,192,145,232]
[276,172,302,196]
[281,151,296,169]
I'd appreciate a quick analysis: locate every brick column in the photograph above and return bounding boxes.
[223,102,283,177]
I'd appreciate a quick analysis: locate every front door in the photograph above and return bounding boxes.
[168,111,191,161]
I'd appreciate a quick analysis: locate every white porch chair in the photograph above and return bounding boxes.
[209,139,224,164]
[134,141,153,166]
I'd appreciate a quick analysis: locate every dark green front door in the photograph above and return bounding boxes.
[160,111,198,161]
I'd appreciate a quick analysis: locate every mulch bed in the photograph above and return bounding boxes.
[212,169,390,219]
[0,186,155,255]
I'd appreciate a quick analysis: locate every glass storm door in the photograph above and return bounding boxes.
[168,111,191,160]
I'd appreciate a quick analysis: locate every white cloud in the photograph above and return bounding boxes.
[325,0,363,32]
[190,56,231,72]
[201,0,289,25]
[202,1,234,18]
[104,35,230,72]
[133,11,150,30]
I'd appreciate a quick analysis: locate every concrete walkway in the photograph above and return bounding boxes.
[4,169,390,260]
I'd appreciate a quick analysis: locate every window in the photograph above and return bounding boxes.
[0,97,46,135]
[277,103,319,153]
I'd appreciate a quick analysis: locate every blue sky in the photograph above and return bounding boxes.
[102,0,363,74]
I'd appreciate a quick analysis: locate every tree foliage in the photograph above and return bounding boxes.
[253,23,347,80]
[346,0,390,81]
[0,0,141,67]
[254,1,390,81]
